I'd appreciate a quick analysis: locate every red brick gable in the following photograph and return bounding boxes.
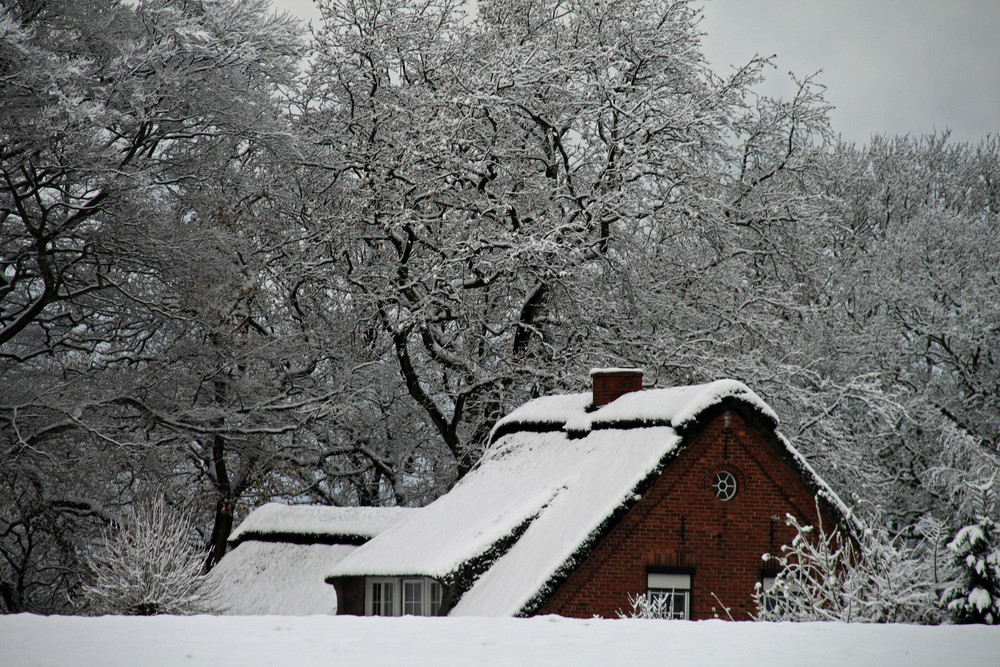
[535,407,837,620]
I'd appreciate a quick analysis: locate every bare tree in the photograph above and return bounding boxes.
[0,0,302,357]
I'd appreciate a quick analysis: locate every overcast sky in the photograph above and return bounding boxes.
[276,0,1000,145]
[700,0,1000,144]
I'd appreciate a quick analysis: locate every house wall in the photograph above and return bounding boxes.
[536,408,838,620]
[330,576,365,616]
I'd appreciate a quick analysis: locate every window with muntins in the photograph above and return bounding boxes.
[365,577,442,616]
[646,572,691,619]
[369,578,396,616]
[429,580,442,616]
[711,470,737,501]
[403,579,423,615]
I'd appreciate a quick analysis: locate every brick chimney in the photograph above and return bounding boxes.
[590,368,643,407]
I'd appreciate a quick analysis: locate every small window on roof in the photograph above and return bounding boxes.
[366,577,442,616]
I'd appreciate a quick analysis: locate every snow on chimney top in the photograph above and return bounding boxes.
[590,368,643,407]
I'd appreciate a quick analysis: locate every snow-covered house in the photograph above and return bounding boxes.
[326,369,850,620]
[208,503,414,615]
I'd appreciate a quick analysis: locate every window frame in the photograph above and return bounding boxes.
[365,576,442,616]
[646,569,693,620]
[759,571,793,614]
[366,577,398,617]
[402,578,424,616]
[711,469,738,501]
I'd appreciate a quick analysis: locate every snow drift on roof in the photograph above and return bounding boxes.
[451,427,683,616]
[580,380,778,432]
[229,503,416,545]
[208,542,352,615]
[324,437,566,579]
[589,367,642,375]
[493,379,777,440]
[326,425,682,612]
[776,432,854,523]
[491,393,593,433]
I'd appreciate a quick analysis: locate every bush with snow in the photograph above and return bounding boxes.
[82,497,215,616]
[617,593,672,620]
[754,511,943,624]
[943,514,1000,624]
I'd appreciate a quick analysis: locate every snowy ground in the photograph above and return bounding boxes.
[3,615,999,666]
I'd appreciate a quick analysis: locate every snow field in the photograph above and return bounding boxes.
[3,614,999,667]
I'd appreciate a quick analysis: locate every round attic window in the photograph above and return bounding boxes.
[711,470,737,501]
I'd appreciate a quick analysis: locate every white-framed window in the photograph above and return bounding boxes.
[365,577,442,616]
[711,470,737,501]
[429,579,442,615]
[402,579,423,615]
[368,577,397,616]
[647,572,692,620]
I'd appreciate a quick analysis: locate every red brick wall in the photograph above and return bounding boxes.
[536,408,837,620]
[591,369,643,407]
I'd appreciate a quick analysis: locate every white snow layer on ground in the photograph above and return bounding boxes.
[207,542,351,615]
[4,614,999,667]
[228,503,416,543]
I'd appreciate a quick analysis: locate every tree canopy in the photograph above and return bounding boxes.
[1,0,997,618]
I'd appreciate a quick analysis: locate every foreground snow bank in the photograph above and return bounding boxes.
[4,615,999,667]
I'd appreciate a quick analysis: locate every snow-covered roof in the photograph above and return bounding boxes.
[208,542,353,615]
[451,427,681,616]
[211,504,417,615]
[327,426,680,584]
[327,380,818,616]
[493,379,778,439]
[229,503,416,546]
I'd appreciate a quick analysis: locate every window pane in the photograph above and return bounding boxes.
[384,581,394,615]
[761,576,783,613]
[371,582,383,616]
[671,591,687,619]
[371,580,396,616]
[647,573,691,589]
[429,581,442,616]
[647,588,689,620]
[403,580,423,615]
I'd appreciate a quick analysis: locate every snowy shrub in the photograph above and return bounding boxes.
[942,484,1000,625]
[617,593,672,619]
[82,497,215,615]
[754,511,943,624]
